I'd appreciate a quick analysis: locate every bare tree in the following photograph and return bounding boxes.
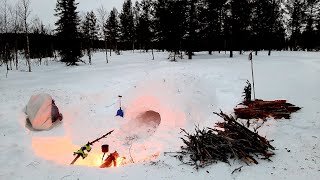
[9,3,22,70]
[2,0,8,33]
[97,5,109,63]
[1,0,12,75]
[19,0,32,72]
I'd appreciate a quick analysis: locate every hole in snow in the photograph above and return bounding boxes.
[136,111,161,128]
[123,110,161,140]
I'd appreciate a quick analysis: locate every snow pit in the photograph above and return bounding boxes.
[121,75,217,132]
[118,94,186,140]
[128,110,161,138]
[29,75,217,168]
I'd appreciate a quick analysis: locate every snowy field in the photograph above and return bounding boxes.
[0,51,319,180]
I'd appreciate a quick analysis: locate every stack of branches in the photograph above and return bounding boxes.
[172,111,275,169]
[235,100,301,120]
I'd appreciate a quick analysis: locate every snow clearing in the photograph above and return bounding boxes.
[0,51,319,179]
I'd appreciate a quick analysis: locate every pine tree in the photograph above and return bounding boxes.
[199,0,227,55]
[251,0,285,55]
[166,0,187,59]
[133,1,141,51]
[120,0,135,50]
[270,0,286,53]
[229,0,251,57]
[317,3,320,48]
[154,0,169,51]
[104,8,120,55]
[302,0,320,50]
[286,0,306,50]
[82,11,98,64]
[55,0,82,65]
[185,0,198,59]
[137,0,153,52]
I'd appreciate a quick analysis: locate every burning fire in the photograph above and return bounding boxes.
[32,136,124,167]
[111,157,126,167]
[98,151,126,168]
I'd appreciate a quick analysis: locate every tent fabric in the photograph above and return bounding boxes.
[25,93,61,130]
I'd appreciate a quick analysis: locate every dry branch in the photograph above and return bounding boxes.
[172,111,275,169]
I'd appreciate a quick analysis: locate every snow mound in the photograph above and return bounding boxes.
[121,73,217,136]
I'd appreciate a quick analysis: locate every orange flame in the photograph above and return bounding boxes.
[98,153,126,168]
[112,157,126,167]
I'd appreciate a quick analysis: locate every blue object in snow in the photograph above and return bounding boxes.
[116,95,124,118]
[116,107,124,117]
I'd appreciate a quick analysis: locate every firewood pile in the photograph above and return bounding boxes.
[234,80,301,120]
[171,111,275,169]
[234,100,301,120]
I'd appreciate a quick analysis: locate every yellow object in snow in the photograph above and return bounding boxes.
[73,144,92,159]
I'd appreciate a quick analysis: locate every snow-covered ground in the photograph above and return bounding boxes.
[0,50,319,180]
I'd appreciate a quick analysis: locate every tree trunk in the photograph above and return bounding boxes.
[15,44,18,70]
[255,51,258,56]
[6,63,9,78]
[152,48,154,60]
[224,39,227,54]
[10,58,13,70]
[132,40,135,53]
[88,48,92,64]
[230,50,233,58]
[268,49,271,56]
[188,51,192,59]
[105,37,108,63]
[209,51,212,55]
[115,41,119,55]
[26,31,31,72]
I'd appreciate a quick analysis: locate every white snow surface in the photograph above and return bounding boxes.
[0,50,319,179]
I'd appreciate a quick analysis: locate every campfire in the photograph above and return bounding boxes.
[99,151,126,168]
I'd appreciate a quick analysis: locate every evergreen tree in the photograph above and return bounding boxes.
[120,0,135,50]
[270,0,286,53]
[104,8,120,55]
[133,1,141,51]
[317,3,320,48]
[229,0,251,57]
[302,0,320,50]
[185,0,198,59]
[251,0,285,55]
[154,0,169,51]
[166,0,187,59]
[82,11,98,64]
[286,0,306,50]
[137,0,153,52]
[199,0,227,54]
[55,0,82,65]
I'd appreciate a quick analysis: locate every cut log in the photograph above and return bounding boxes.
[235,100,301,120]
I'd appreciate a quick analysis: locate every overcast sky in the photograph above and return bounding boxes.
[8,0,139,29]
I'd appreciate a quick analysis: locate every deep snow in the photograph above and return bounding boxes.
[0,50,319,180]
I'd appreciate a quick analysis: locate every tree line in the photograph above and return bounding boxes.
[1,0,320,70]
